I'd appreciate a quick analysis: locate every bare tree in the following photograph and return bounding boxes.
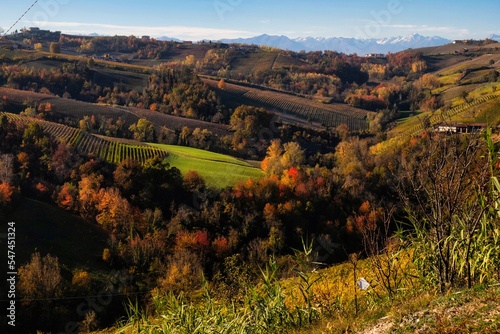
[395,132,491,292]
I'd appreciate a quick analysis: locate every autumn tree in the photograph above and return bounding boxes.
[229,105,273,153]
[96,187,136,237]
[49,42,61,54]
[411,60,427,73]
[18,252,64,305]
[417,73,441,90]
[56,182,78,211]
[280,141,305,170]
[158,250,204,294]
[113,158,143,200]
[18,252,66,330]
[334,137,373,198]
[218,78,226,89]
[0,182,15,207]
[261,139,284,176]
[129,118,155,142]
[78,174,102,221]
[51,142,79,182]
[183,170,206,193]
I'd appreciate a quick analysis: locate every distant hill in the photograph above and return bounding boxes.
[220,33,451,54]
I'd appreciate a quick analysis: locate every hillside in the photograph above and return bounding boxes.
[150,144,264,188]
[202,78,371,131]
[1,112,258,187]
[385,42,500,138]
[0,87,232,136]
[3,32,500,334]
[4,197,108,271]
[99,248,500,334]
[1,112,169,164]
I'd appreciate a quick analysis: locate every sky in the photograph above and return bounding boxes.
[0,0,499,40]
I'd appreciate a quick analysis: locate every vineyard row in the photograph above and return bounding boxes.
[0,112,168,164]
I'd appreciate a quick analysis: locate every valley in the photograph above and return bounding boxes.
[0,26,500,333]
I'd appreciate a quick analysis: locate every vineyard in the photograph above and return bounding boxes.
[1,112,168,164]
[228,50,279,75]
[405,94,499,136]
[0,87,232,136]
[203,78,371,131]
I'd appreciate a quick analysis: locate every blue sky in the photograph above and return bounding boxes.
[0,0,498,40]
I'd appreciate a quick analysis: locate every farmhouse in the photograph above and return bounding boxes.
[434,122,487,134]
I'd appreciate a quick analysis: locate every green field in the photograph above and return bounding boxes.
[149,144,264,188]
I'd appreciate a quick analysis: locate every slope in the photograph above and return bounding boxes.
[5,197,108,271]
[149,144,264,188]
[202,78,371,131]
[1,112,261,188]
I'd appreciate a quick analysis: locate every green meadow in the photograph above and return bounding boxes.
[149,144,265,188]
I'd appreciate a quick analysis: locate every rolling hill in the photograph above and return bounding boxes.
[0,87,232,136]
[1,112,260,187]
[202,78,371,131]
[150,144,264,188]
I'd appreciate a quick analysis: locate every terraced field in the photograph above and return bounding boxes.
[203,78,371,131]
[1,112,168,164]
[390,94,500,137]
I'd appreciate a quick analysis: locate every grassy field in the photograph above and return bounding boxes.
[149,143,264,188]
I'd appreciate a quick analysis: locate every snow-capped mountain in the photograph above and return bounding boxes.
[220,33,452,54]
[157,36,184,43]
[489,34,500,42]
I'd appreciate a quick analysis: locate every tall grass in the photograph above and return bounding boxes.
[119,258,319,334]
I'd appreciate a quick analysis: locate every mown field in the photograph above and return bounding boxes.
[149,143,264,188]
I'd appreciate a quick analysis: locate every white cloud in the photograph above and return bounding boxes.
[26,21,256,40]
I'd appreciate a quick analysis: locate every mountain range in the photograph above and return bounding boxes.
[489,34,500,42]
[220,33,453,54]
[83,32,500,54]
